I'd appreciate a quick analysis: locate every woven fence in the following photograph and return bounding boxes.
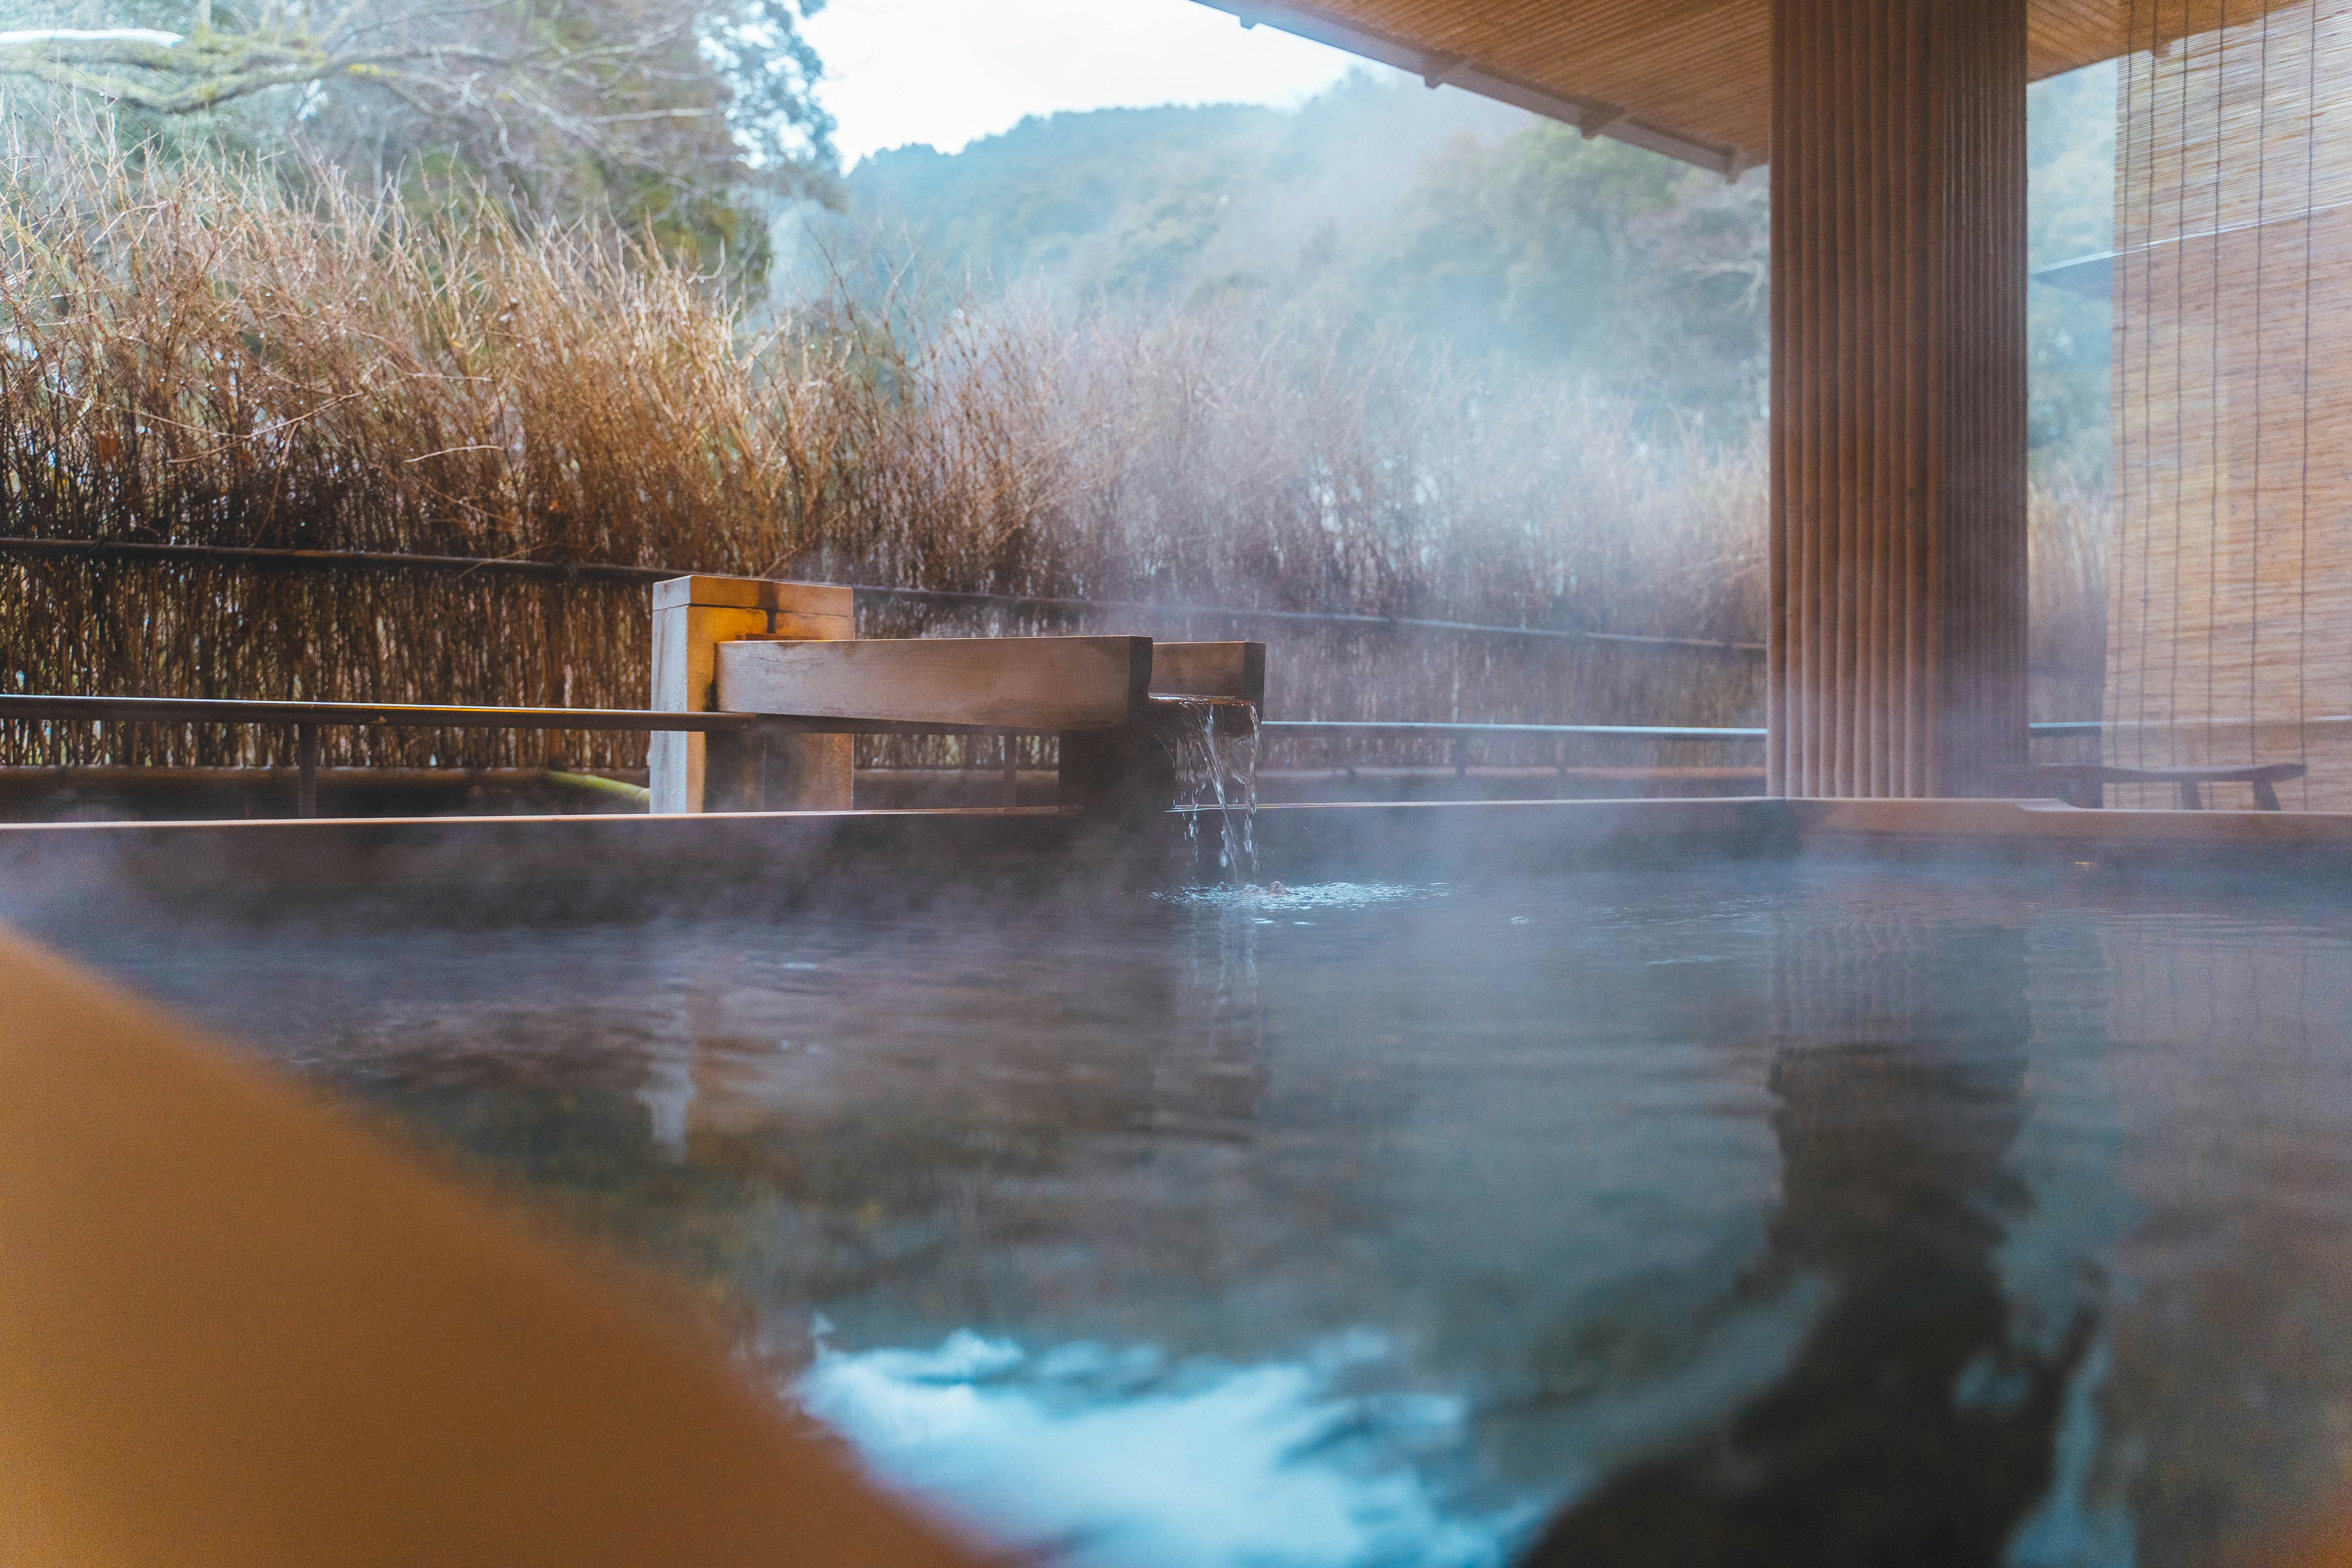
[0,549,1769,774]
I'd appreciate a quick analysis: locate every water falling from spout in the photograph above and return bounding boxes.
[1150,695,1260,884]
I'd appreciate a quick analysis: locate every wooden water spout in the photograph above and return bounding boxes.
[1145,641,1265,706]
[716,634,1154,730]
[650,573,1263,819]
[1063,646,1266,824]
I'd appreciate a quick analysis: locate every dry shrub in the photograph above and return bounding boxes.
[813,302,1774,769]
[0,134,2100,777]
[0,144,784,568]
[2026,470,2113,764]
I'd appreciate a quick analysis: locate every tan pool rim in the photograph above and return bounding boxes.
[0,796,2346,919]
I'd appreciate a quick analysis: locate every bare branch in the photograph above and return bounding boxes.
[0,24,523,115]
[0,0,838,265]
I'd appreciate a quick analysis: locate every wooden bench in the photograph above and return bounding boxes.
[2004,762,2308,811]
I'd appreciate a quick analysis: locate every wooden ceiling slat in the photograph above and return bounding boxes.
[1204,0,2307,171]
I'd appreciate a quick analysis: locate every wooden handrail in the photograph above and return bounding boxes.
[0,694,756,733]
[0,695,1087,819]
[0,693,1122,738]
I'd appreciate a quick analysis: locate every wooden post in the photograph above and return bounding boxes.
[650,576,853,813]
[1768,0,2028,797]
[295,724,319,819]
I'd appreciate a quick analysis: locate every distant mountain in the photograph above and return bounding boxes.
[835,75,1538,307]
[781,64,2115,470]
[845,102,1289,293]
[784,74,1770,431]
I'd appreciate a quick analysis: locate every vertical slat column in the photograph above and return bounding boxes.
[1768,0,2028,798]
[650,576,855,813]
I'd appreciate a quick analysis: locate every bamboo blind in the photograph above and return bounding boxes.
[2108,0,2352,809]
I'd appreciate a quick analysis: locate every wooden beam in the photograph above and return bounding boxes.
[716,636,1152,731]
[1148,642,1267,707]
[1188,0,1755,179]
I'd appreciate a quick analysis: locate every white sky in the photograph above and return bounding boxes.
[800,0,1382,166]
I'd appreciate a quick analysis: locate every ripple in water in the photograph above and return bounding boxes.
[1157,881,1450,912]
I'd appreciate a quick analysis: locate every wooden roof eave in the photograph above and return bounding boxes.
[1197,0,1757,181]
[1200,0,2309,181]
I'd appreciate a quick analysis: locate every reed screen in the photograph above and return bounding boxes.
[2109,0,2352,809]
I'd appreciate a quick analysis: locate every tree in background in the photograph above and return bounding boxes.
[813,64,2114,475]
[1344,124,1766,434]
[0,0,835,274]
[818,76,1771,439]
[2025,59,2115,486]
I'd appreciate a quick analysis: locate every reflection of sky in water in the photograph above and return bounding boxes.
[797,1260,1836,1568]
[2010,1336,2135,1568]
[34,863,2352,1568]
[798,1330,1512,1567]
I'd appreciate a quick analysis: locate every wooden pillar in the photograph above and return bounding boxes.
[1768,0,2028,798]
[649,576,854,813]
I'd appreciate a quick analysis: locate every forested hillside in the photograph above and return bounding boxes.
[808,74,1768,434]
[795,64,2115,477]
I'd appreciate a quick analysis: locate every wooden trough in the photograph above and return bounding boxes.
[650,574,1266,815]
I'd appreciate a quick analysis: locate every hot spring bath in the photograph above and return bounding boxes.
[33,854,2352,1566]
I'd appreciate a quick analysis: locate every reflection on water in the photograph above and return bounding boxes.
[43,863,2352,1567]
[1528,924,2089,1564]
[799,1329,1506,1567]
[2076,918,2352,1567]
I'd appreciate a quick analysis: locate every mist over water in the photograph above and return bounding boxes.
[41,860,2352,1566]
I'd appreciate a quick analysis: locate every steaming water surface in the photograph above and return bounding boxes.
[51,861,2352,1567]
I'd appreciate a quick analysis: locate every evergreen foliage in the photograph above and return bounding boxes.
[812,64,2116,477]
